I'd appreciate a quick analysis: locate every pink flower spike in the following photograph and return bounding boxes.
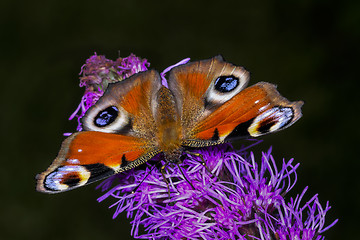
[160,58,191,88]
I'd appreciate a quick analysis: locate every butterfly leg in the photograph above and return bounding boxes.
[160,162,172,197]
[183,150,214,176]
[131,164,158,194]
[131,160,176,198]
[161,160,196,197]
[176,161,195,190]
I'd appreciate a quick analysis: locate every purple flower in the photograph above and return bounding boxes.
[66,53,149,133]
[96,142,337,239]
[160,57,190,87]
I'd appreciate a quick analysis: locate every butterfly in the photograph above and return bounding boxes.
[36,56,303,193]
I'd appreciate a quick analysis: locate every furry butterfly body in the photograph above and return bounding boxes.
[36,56,303,193]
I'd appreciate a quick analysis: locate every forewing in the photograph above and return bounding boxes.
[186,82,303,146]
[36,132,160,193]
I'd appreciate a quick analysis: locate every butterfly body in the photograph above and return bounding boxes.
[155,87,182,155]
[36,56,303,193]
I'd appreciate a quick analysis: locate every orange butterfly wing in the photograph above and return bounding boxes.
[36,132,159,193]
[167,56,303,147]
[37,70,162,193]
[192,82,303,142]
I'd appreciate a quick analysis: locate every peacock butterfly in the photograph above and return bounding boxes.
[36,56,303,193]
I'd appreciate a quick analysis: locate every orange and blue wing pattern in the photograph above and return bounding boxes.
[37,70,163,193]
[165,56,302,147]
[191,82,303,143]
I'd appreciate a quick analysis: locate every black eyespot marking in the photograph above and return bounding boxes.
[94,106,119,127]
[214,75,239,93]
[61,173,80,187]
[257,106,294,134]
[257,118,275,134]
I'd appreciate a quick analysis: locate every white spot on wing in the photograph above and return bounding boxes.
[67,158,80,164]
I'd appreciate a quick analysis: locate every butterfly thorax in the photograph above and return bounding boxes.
[155,87,183,157]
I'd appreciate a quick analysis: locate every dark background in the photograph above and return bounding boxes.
[1,0,358,239]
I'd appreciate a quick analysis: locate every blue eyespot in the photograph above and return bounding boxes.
[214,75,239,93]
[94,106,119,127]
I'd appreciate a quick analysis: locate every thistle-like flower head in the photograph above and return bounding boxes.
[96,143,337,239]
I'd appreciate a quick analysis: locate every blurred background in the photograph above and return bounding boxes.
[1,0,358,239]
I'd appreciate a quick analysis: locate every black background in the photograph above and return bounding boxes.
[1,0,358,239]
